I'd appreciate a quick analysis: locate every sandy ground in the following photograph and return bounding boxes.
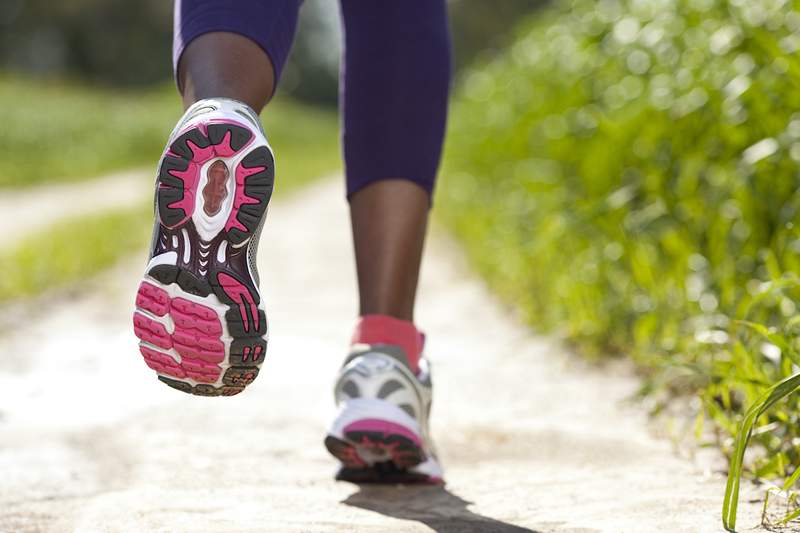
[0,178,764,532]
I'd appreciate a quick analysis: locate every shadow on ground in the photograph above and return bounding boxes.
[342,485,540,533]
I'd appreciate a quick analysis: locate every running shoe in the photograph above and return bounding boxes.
[325,343,444,483]
[133,97,274,397]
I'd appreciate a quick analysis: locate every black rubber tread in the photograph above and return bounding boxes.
[241,146,271,169]
[335,465,437,484]
[226,146,274,246]
[176,270,212,297]
[148,264,179,285]
[158,375,193,394]
[224,308,268,338]
[158,156,189,187]
[222,366,260,387]
[158,375,246,397]
[207,123,253,151]
[229,337,267,366]
[157,188,187,228]
[226,228,250,245]
[170,128,210,160]
[157,155,191,228]
[193,384,222,397]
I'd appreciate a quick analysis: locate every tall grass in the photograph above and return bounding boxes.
[439,0,800,527]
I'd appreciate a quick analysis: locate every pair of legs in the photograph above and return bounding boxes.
[174,0,451,325]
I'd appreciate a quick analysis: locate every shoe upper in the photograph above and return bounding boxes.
[334,343,433,439]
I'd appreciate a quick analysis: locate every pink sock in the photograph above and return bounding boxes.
[351,314,424,374]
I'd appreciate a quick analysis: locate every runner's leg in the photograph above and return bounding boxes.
[173,0,301,110]
[340,0,452,325]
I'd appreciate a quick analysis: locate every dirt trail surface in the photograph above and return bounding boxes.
[0,178,763,532]
[0,170,150,246]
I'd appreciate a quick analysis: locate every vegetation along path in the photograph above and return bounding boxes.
[0,169,150,247]
[0,178,763,532]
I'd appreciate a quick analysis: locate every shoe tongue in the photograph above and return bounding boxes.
[350,315,423,374]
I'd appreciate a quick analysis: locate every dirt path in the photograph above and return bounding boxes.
[0,170,150,246]
[0,178,763,532]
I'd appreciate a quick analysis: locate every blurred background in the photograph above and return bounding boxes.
[4,0,800,524]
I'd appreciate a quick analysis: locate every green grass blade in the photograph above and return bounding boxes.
[722,372,800,531]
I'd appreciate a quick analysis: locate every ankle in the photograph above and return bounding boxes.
[351,314,424,374]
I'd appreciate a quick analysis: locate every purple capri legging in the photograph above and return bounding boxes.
[173,0,452,199]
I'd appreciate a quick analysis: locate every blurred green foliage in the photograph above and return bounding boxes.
[0,0,545,105]
[441,0,800,488]
[0,0,173,85]
[448,0,549,73]
[0,0,340,103]
[0,76,340,188]
[0,77,180,187]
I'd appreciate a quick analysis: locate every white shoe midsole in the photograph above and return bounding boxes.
[328,397,422,440]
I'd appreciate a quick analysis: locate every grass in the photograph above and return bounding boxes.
[0,205,152,301]
[438,0,800,528]
[0,77,179,188]
[0,75,340,188]
[0,75,341,304]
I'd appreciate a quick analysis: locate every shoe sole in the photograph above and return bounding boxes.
[325,419,442,484]
[133,118,274,397]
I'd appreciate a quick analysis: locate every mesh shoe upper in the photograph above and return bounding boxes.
[334,344,434,442]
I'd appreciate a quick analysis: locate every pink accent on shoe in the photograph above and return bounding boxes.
[181,357,220,374]
[136,289,226,382]
[133,313,172,350]
[171,298,218,321]
[242,346,251,361]
[171,329,225,364]
[224,161,267,234]
[212,130,237,157]
[329,438,367,468]
[218,272,259,332]
[351,315,424,374]
[163,119,256,229]
[163,161,200,220]
[343,419,423,447]
[185,139,215,162]
[140,346,186,379]
[207,119,255,157]
[171,310,223,336]
[186,371,218,383]
[135,282,170,316]
[173,120,252,164]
